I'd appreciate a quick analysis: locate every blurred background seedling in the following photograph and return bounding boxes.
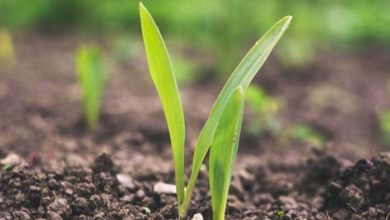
[245,85,284,137]
[0,29,15,67]
[109,35,140,65]
[378,111,390,147]
[244,85,325,148]
[377,79,390,148]
[76,46,105,130]
[290,124,325,149]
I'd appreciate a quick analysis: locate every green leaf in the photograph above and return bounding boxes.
[379,111,390,147]
[76,46,105,129]
[180,15,292,216]
[139,3,186,205]
[209,87,244,220]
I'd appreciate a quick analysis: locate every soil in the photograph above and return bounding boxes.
[0,34,389,219]
[1,151,389,219]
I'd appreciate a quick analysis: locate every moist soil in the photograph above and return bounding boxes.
[0,34,389,219]
[0,151,389,219]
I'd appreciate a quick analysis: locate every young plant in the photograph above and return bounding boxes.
[378,111,390,147]
[140,3,291,219]
[0,29,15,66]
[291,124,325,148]
[209,87,244,220]
[76,46,105,129]
[245,85,284,137]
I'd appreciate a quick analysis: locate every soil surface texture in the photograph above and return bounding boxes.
[0,151,389,219]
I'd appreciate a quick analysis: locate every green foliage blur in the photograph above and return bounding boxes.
[378,111,390,147]
[0,29,15,66]
[290,124,325,148]
[1,0,389,73]
[245,85,283,137]
[76,46,105,129]
[245,85,325,148]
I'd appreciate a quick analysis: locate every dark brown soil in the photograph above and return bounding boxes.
[1,151,389,219]
[258,49,390,156]
[0,34,389,219]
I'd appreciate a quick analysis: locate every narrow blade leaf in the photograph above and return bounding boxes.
[181,16,292,214]
[209,86,244,220]
[140,3,185,204]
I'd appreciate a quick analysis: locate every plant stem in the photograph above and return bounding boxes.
[178,170,199,218]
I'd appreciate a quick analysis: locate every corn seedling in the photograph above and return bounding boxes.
[291,124,325,148]
[140,3,291,219]
[0,29,15,66]
[76,46,105,129]
[245,85,284,137]
[379,111,390,147]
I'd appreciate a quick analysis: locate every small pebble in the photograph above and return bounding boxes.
[191,213,203,220]
[153,182,176,194]
[117,174,135,189]
[1,153,24,166]
[279,196,298,209]
[49,212,63,220]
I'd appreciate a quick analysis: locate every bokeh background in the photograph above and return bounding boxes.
[0,0,389,164]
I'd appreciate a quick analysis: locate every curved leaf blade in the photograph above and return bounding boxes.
[140,3,186,205]
[209,86,244,220]
[181,16,292,215]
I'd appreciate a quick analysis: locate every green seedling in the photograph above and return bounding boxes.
[291,124,325,148]
[0,29,15,66]
[378,111,390,147]
[378,80,390,147]
[76,46,105,129]
[245,85,283,137]
[140,3,291,219]
[209,87,244,220]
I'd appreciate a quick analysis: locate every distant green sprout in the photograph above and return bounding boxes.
[76,46,105,129]
[245,86,325,148]
[378,111,390,147]
[245,85,283,137]
[380,80,390,147]
[140,3,291,219]
[291,124,325,148]
[0,29,15,66]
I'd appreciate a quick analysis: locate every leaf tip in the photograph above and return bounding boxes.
[285,15,293,21]
[139,2,149,18]
[281,16,293,28]
[139,1,145,10]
